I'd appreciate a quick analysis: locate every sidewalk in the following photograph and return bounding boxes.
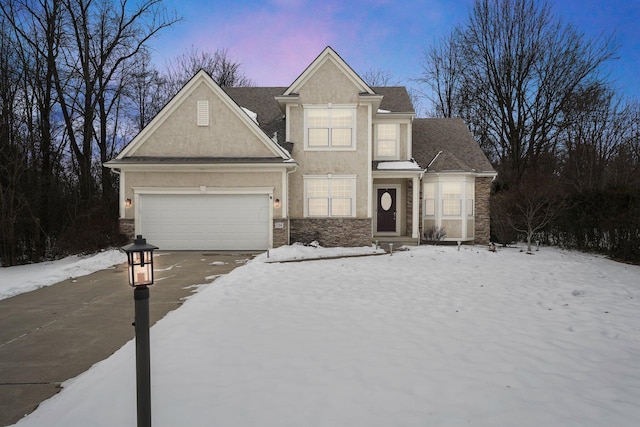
[0,251,255,426]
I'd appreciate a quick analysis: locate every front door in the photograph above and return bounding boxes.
[377,188,396,232]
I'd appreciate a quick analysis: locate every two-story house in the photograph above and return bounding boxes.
[105,47,496,250]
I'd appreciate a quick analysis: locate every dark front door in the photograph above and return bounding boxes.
[377,188,396,232]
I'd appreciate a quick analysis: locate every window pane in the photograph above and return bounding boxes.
[307,109,329,127]
[424,183,435,216]
[377,124,396,139]
[331,198,351,216]
[308,199,329,216]
[331,179,352,197]
[331,128,352,146]
[424,183,435,199]
[442,183,461,198]
[309,128,329,147]
[331,109,352,127]
[425,199,435,216]
[467,182,475,216]
[377,140,396,157]
[443,199,461,216]
[307,179,329,197]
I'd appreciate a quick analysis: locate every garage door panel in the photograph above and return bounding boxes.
[139,194,269,250]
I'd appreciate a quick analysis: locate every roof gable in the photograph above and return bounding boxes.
[117,71,290,160]
[284,46,374,96]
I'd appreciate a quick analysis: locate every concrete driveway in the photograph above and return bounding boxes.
[0,251,256,426]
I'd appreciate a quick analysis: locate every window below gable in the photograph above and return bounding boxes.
[304,106,356,150]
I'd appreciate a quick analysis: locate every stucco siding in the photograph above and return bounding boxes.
[297,60,361,105]
[286,60,372,218]
[133,82,275,158]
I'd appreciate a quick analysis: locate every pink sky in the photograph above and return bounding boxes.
[149,0,639,98]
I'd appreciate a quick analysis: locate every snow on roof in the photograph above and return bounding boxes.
[377,160,422,170]
[377,109,391,113]
[241,107,259,124]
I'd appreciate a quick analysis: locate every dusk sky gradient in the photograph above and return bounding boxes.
[149,0,640,107]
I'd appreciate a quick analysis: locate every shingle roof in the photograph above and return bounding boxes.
[222,88,497,175]
[223,87,287,146]
[412,118,495,173]
[372,87,415,113]
[224,86,415,153]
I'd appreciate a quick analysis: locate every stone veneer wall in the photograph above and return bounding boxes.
[272,219,289,248]
[119,219,135,240]
[474,176,493,244]
[290,218,372,247]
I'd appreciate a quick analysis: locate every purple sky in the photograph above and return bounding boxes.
[149,0,639,102]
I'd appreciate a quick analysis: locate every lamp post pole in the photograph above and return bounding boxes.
[134,285,151,427]
[122,235,157,427]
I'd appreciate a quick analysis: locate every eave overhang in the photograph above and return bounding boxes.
[105,157,297,172]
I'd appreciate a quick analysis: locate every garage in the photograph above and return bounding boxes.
[138,193,270,250]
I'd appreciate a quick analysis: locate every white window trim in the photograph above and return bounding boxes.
[303,175,357,217]
[374,123,400,160]
[303,104,357,151]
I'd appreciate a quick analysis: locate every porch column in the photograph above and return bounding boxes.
[412,175,420,239]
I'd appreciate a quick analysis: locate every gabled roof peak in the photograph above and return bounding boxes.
[284,46,375,96]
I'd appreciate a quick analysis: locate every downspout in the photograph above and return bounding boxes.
[418,168,425,245]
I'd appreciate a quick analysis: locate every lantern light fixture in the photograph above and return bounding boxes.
[122,235,158,287]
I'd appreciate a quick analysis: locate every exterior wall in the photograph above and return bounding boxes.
[420,174,493,244]
[287,58,372,220]
[120,218,135,240]
[134,81,274,158]
[421,174,475,242]
[290,218,372,247]
[474,176,493,244]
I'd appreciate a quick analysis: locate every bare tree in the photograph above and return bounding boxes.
[51,0,179,202]
[361,68,395,87]
[163,47,253,96]
[418,31,463,118]
[421,0,617,185]
[494,170,564,252]
[559,84,627,192]
[125,49,167,131]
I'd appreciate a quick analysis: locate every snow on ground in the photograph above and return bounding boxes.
[11,245,640,426]
[0,250,126,301]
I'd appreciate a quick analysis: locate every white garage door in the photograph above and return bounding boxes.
[139,194,270,250]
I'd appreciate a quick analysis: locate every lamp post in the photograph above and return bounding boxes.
[122,235,158,427]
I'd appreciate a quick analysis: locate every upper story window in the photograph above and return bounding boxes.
[375,123,399,159]
[305,106,356,150]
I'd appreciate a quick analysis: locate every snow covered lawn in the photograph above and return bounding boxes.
[12,245,640,426]
[0,250,126,301]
